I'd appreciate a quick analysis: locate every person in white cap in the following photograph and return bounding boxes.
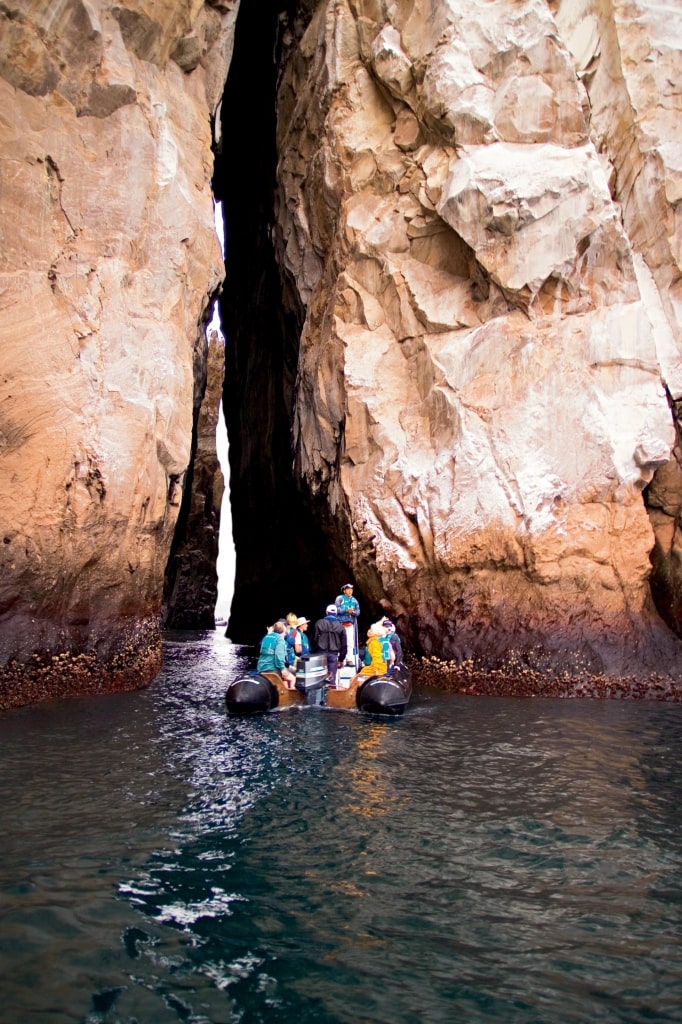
[312,605,348,685]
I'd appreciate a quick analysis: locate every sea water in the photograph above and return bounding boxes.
[0,630,681,1023]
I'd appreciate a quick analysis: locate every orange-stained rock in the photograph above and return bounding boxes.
[276,0,682,680]
[0,1,237,706]
[3,0,682,706]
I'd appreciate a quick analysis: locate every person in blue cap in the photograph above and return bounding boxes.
[382,619,403,665]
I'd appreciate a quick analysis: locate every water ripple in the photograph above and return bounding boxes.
[1,635,682,1022]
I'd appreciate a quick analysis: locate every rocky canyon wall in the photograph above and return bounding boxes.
[2,0,682,709]
[163,328,225,629]
[271,0,682,679]
[0,1,236,708]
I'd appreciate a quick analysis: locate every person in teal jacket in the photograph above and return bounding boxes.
[296,617,311,656]
[257,622,296,687]
[334,583,360,668]
[334,583,360,624]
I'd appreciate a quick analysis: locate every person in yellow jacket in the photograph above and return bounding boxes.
[360,623,395,676]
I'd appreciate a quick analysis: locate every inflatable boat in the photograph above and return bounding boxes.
[225,637,412,718]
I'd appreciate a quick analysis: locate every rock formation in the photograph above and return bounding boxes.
[550,0,682,640]
[163,328,225,629]
[265,0,682,677]
[0,0,236,708]
[2,0,682,708]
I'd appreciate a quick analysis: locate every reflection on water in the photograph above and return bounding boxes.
[0,631,681,1023]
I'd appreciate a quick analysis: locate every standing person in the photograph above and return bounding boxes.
[312,604,347,685]
[296,617,311,656]
[382,619,403,665]
[335,583,360,624]
[257,621,296,687]
[335,583,360,667]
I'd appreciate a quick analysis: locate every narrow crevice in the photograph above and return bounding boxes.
[162,331,222,629]
[214,0,347,644]
[643,385,682,638]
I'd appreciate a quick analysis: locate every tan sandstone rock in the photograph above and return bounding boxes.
[277,0,682,676]
[552,0,682,637]
[0,0,237,708]
[3,0,682,705]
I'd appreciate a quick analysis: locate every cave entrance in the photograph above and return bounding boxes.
[211,0,347,644]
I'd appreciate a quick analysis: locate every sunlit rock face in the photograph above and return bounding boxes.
[275,0,682,676]
[551,0,682,638]
[2,0,682,706]
[0,1,236,708]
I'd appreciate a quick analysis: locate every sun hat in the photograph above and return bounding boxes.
[326,604,338,614]
[296,616,309,626]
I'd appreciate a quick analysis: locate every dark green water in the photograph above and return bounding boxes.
[1,631,681,1023]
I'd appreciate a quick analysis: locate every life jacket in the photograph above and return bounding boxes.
[284,626,300,666]
[361,635,388,676]
[335,594,359,620]
[381,636,393,663]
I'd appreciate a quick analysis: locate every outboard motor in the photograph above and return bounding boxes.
[295,654,328,706]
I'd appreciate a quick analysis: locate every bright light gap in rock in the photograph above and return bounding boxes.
[212,199,234,627]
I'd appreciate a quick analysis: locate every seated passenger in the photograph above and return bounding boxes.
[284,611,303,667]
[360,624,392,677]
[296,617,311,656]
[382,619,403,666]
[257,621,296,687]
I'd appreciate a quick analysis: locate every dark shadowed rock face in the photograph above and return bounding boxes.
[645,393,682,637]
[163,331,225,630]
[214,0,351,643]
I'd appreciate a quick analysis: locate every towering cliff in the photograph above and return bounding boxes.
[0,1,236,708]
[2,0,682,709]
[222,0,682,680]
